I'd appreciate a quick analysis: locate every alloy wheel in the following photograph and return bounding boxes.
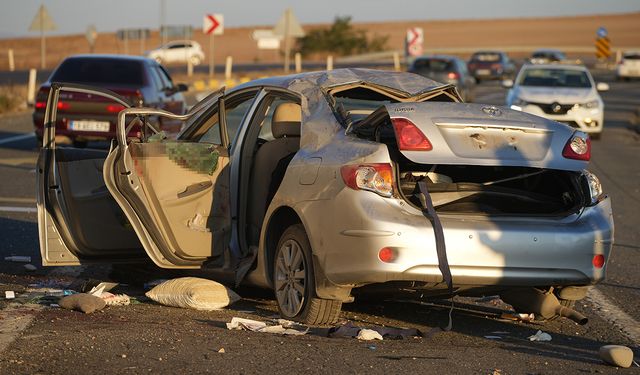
[274,239,307,317]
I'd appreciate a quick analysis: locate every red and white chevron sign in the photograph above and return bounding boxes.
[203,14,224,35]
[406,27,423,57]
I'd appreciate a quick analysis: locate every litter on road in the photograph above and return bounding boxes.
[356,329,383,341]
[329,321,422,340]
[226,317,308,336]
[23,264,37,271]
[5,291,15,299]
[599,345,634,368]
[528,330,552,342]
[4,256,31,263]
[146,277,241,311]
[58,293,106,314]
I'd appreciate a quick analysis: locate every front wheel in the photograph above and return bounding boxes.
[273,224,341,325]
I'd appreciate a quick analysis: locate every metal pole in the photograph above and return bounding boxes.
[294,52,301,73]
[283,8,290,73]
[209,33,214,78]
[8,49,15,72]
[161,0,167,47]
[225,56,232,80]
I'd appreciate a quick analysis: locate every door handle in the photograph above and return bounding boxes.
[177,180,212,199]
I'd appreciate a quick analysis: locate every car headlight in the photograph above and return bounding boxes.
[577,100,600,109]
[582,170,603,205]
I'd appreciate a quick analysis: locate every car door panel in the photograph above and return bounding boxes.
[37,84,144,265]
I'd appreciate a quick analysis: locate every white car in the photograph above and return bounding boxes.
[146,40,205,65]
[504,64,608,139]
[616,51,640,80]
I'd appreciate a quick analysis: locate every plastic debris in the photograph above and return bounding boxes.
[367,345,377,350]
[99,292,131,306]
[226,317,308,336]
[329,321,421,339]
[599,345,634,368]
[484,335,503,340]
[4,256,31,263]
[24,264,37,271]
[5,291,15,299]
[87,282,118,296]
[218,348,225,353]
[528,330,552,342]
[58,293,106,314]
[356,329,383,341]
[146,277,240,311]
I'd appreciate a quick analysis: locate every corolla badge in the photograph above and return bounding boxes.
[482,106,502,117]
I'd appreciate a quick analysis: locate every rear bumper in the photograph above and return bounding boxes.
[301,190,614,289]
[33,112,137,142]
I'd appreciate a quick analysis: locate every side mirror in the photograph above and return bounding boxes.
[176,83,188,92]
[501,79,514,89]
[596,82,609,92]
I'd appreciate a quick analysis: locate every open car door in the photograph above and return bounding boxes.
[103,90,232,269]
[37,84,144,265]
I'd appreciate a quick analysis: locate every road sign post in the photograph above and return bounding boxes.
[203,14,224,78]
[406,27,424,58]
[28,5,57,69]
[86,25,97,53]
[595,27,611,61]
[273,9,305,73]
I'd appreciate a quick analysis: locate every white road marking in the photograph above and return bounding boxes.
[0,206,37,213]
[0,266,86,354]
[587,287,640,343]
[0,133,34,145]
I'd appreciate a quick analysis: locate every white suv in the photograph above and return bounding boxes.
[616,51,640,81]
[146,40,205,66]
[504,64,608,139]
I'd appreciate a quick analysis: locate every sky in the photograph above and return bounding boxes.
[1,0,639,39]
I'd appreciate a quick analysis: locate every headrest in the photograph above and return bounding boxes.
[272,102,301,138]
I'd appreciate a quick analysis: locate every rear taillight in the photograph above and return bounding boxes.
[106,104,126,113]
[391,117,432,151]
[35,101,70,110]
[490,63,501,69]
[340,163,394,197]
[447,72,459,80]
[592,254,605,268]
[562,133,591,161]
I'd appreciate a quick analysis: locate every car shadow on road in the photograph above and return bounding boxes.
[0,130,37,151]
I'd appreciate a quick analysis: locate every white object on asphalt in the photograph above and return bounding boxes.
[226,317,307,336]
[4,256,31,263]
[24,264,37,271]
[99,292,131,306]
[528,330,552,342]
[599,345,634,368]
[356,329,384,341]
[5,291,15,299]
[146,277,241,311]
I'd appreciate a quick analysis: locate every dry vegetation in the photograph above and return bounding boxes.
[0,85,27,114]
[0,12,638,71]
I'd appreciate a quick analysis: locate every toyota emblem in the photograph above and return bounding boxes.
[482,106,502,117]
[551,102,562,113]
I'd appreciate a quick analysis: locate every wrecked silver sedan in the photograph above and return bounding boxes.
[37,69,614,325]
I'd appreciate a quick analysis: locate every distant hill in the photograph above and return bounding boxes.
[0,12,638,71]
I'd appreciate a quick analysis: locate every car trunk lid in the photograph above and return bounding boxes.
[380,102,588,171]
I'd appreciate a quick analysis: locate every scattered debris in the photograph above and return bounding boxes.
[528,330,552,342]
[356,329,383,341]
[329,321,421,340]
[23,264,37,272]
[99,292,131,306]
[58,293,106,314]
[146,277,240,311]
[226,317,308,336]
[4,256,31,263]
[218,348,225,353]
[5,291,15,299]
[484,335,503,340]
[599,345,634,368]
[87,282,118,296]
[500,312,535,322]
[367,345,377,350]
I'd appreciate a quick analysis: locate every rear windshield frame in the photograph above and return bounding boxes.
[50,57,147,86]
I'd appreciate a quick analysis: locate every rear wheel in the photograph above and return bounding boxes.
[273,224,341,325]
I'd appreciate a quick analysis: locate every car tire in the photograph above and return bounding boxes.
[273,224,342,325]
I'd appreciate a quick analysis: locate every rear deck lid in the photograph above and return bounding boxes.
[381,102,588,171]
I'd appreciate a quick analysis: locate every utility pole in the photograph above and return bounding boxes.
[283,8,290,73]
[160,0,167,46]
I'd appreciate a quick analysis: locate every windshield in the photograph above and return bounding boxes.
[518,68,592,88]
[471,53,500,62]
[51,58,145,86]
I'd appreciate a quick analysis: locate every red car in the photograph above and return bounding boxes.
[33,54,187,147]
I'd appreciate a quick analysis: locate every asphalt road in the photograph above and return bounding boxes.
[0,74,639,374]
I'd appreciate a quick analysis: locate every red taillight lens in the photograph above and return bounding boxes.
[562,133,591,161]
[490,63,501,69]
[57,101,70,111]
[340,163,394,197]
[378,247,397,263]
[447,72,459,80]
[391,117,432,151]
[592,254,605,268]
[106,104,126,113]
[35,101,46,109]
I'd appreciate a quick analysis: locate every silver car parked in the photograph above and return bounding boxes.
[38,69,613,325]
